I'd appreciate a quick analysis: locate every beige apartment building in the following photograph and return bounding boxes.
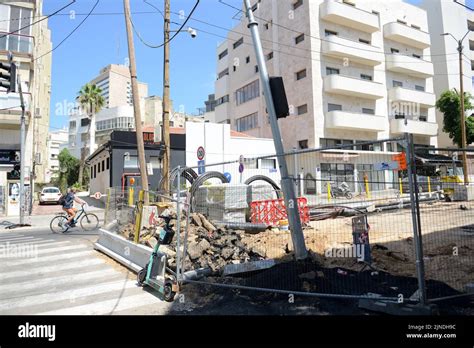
[0,0,52,216]
[214,0,438,152]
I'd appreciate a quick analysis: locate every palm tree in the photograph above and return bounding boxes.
[77,83,105,186]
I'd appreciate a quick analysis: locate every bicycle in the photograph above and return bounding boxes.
[50,204,100,233]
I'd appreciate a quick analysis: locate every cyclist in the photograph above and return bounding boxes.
[62,188,86,228]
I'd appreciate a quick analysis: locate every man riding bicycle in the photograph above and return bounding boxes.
[62,188,86,228]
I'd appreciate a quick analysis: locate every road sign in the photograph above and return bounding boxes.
[94,192,102,199]
[239,155,244,164]
[197,146,205,161]
[198,160,206,175]
[224,172,232,183]
[374,161,399,171]
[239,163,244,174]
[392,152,407,171]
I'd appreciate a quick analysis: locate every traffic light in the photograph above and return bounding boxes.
[0,61,17,93]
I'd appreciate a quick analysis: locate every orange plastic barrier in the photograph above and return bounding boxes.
[250,197,310,226]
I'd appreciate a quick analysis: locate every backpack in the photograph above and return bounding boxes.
[58,194,66,206]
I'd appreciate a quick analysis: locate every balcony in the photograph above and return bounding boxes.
[385,54,433,78]
[325,110,386,132]
[388,87,436,108]
[320,1,379,33]
[0,32,33,56]
[383,22,430,49]
[322,35,383,66]
[324,74,384,100]
[390,118,438,136]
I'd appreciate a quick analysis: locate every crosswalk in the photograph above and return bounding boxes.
[0,231,172,315]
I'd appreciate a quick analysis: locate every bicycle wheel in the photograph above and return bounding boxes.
[50,215,69,234]
[80,213,100,231]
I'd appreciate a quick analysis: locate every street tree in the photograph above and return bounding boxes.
[77,83,105,186]
[436,89,474,147]
[55,148,80,192]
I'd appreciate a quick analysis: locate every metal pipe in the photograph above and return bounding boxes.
[243,0,307,260]
[18,74,25,225]
[176,166,181,281]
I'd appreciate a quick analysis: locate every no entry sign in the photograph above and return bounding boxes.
[197,146,205,161]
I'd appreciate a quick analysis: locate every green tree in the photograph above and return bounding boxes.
[435,89,474,147]
[55,148,80,192]
[77,83,105,186]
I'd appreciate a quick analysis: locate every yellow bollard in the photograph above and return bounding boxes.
[105,188,111,223]
[428,177,431,194]
[134,190,145,244]
[327,182,331,203]
[399,178,403,195]
[128,187,134,207]
[364,175,371,199]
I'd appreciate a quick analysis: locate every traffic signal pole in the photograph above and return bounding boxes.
[243,0,307,260]
[18,74,26,225]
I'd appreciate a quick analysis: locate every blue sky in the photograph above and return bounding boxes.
[43,0,474,131]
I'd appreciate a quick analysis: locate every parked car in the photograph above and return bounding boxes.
[39,187,62,205]
[401,176,441,193]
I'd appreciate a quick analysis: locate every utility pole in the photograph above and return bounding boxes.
[442,31,470,185]
[17,74,26,225]
[162,0,171,194]
[243,0,307,260]
[124,0,150,204]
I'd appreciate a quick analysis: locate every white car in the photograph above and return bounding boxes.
[39,187,62,205]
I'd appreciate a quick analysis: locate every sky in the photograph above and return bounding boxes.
[43,0,474,132]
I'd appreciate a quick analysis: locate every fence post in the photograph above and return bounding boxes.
[327,182,331,203]
[133,189,144,244]
[399,177,403,195]
[427,177,431,195]
[128,187,134,206]
[176,166,182,282]
[105,187,111,224]
[405,133,427,305]
[364,174,371,199]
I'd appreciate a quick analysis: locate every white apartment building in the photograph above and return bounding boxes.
[214,0,438,152]
[0,0,52,216]
[421,0,474,148]
[45,127,68,182]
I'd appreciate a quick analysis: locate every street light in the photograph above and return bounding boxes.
[441,30,471,185]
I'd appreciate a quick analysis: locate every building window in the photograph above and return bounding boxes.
[81,118,90,127]
[295,34,305,44]
[218,68,229,79]
[419,115,427,122]
[293,0,303,10]
[69,121,76,130]
[325,29,338,37]
[106,157,110,170]
[393,80,403,87]
[233,37,243,49]
[415,85,425,91]
[391,48,399,54]
[360,74,372,81]
[246,56,250,64]
[328,103,342,112]
[362,108,375,115]
[124,155,138,169]
[255,65,259,73]
[266,52,274,60]
[235,80,260,105]
[216,95,230,106]
[326,67,339,75]
[359,38,371,45]
[297,104,308,115]
[102,160,105,172]
[321,138,353,148]
[218,49,228,60]
[235,112,259,132]
[298,140,309,149]
[259,158,277,169]
[97,162,101,174]
[0,5,33,54]
[296,69,307,80]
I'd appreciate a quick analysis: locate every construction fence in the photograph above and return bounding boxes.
[103,135,473,307]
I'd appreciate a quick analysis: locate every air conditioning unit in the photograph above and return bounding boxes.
[35,108,41,118]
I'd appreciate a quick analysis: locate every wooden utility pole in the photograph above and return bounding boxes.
[458,41,470,185]
[162,0,171,194]
[124,0,149,203]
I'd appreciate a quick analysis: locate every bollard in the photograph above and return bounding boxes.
[399,178,403,195]
[133,190,144,244]
[105,188,111,224]
[327,182,331,203]
[427,177,431,194]
[128,187,134,207]
[364,175,371,199]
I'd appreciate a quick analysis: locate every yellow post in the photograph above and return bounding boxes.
[128,187,134,206]
[105,188,111,224]
[427,177,431,194]
[399,178,403,195]
[327,182,331,203]
[134,190,144,244]
[364,176,371,199]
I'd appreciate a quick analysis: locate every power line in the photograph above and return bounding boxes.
[129,0,200,49]
[0,0,76,39]
[34,0,100,62]
[143,0,164,19]
[217,0,461,58]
